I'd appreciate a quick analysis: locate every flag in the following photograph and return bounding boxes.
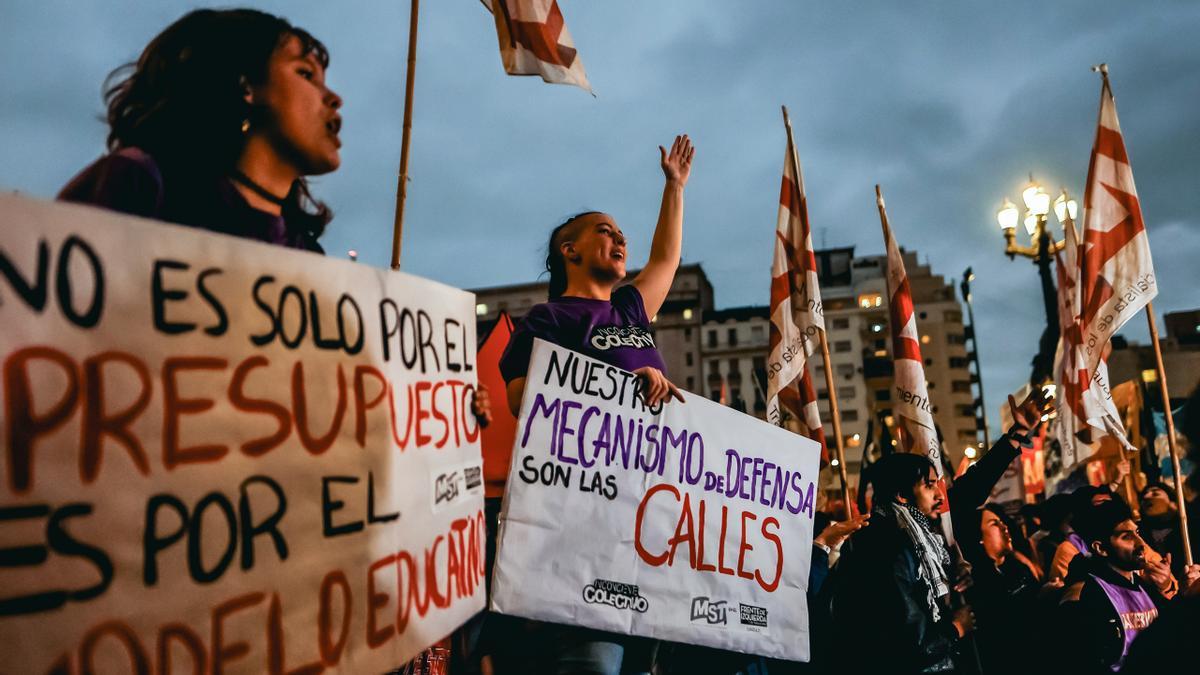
[1053,215,1135,470]
[877,186,954,538]
[478,311,519,498]
[482,0,592,93]
[766,132,824,429]
[878,190,941,467]
[1078,67,1156,381]
[779,370,830,465]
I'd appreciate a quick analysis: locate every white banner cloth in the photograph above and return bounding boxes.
[491,339,821,662]
[0,195,485,672]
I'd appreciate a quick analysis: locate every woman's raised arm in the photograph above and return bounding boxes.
[633,134,694,318]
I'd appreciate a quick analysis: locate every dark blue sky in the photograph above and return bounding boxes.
[3,1,1198,430]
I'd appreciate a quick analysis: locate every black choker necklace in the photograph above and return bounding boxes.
[230,171,288,207]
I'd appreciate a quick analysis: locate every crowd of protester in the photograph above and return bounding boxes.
[54,7,1200,675]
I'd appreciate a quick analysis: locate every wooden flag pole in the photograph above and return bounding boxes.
[1146,301,1193,566]
[390,0,420,270]
[781,106,852,520]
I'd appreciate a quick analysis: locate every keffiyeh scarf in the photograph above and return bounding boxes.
[892,502,951,621]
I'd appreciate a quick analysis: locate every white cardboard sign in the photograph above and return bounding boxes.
[491,339,821,661]
[0,195,485,672]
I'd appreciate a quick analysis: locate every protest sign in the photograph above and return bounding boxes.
[491,339,821,662]
[0,194,485,672]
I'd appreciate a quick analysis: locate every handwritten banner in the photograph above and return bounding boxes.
[0,195,485,672]
[491,339,820,661]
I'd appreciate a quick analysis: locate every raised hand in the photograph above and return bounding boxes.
[1008,388,1054,435]
[632,366,685,408]
[1144,552,1175,595]
[659,134,694,186]
[814,513,871,550]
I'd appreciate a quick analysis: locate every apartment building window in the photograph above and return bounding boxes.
[832,317,850,330]
[843,409,859,422]
[857,293,883,308]
[750,325,765,343]
[837,364,854,378]
[684,327,692,340]
[947,333,966,345]
[728,358,739,373]
[945,310,963,323]
[708,330,718,348]
[949,357,970,369]
[686,352,694,366]
[839,386,856,399]
[952,380,972,393]
[876,389,891,401]
[728,328,738,346]
[687,377,695,391]
[731,388,745,412]
[834,340,852,353]
[959,430,978,441]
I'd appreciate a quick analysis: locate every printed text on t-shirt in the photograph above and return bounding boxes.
[590,325,655,351]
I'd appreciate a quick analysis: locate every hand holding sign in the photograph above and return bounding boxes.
[632,366,684,407]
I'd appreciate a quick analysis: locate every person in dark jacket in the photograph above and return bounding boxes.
[831,453,974,674]
[1058,498,1200,673]
[59,8,341,251]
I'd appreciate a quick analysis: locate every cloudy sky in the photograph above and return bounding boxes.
[3,1,1198,431]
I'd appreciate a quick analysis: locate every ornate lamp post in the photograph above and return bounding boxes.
[996,176,1077,386]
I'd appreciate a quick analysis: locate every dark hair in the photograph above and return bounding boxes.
[1073,498,1134,547]
[545,211,601,300]
[870,453,936,505]
[104,8,331,238]
[1139,481,1172,499]
[1040,493,1073,530]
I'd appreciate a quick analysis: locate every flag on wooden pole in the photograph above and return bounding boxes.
[877,185,954,540]
[1052,213,1135,470]
[482,0,592,93]
[1078,65,1156,380]
[766,127,823,429]
[877,188,941,465]
[779,370,830,464]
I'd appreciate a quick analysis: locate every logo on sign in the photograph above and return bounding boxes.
[690,597,729,626]
[739,603,769,629]
[431,461,483,512]
[582,579,649,613]
[464,465,483,491]
[434,471,461,506]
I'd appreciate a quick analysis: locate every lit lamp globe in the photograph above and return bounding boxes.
[1022,181,1051,217]
[997,199,1019,232]
[1053,194,1079,223]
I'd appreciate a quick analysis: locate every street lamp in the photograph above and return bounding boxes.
[996,175,1077,386]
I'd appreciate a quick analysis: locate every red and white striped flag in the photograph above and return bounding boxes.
[482,0,592,93]
[877,186,953,537]
[877,188,941,469]
[1053,216,1134,469]
[779,370,830,465]
[1078,67,1156,380]
[766,134,824,442]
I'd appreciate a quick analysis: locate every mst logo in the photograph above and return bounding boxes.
[690,597,729,626]
[582,579,649,613]
[739,603,769,629]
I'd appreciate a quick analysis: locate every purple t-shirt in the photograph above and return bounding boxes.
[500,285,666,382]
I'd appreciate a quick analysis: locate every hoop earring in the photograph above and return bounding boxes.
[241,118,251,134]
